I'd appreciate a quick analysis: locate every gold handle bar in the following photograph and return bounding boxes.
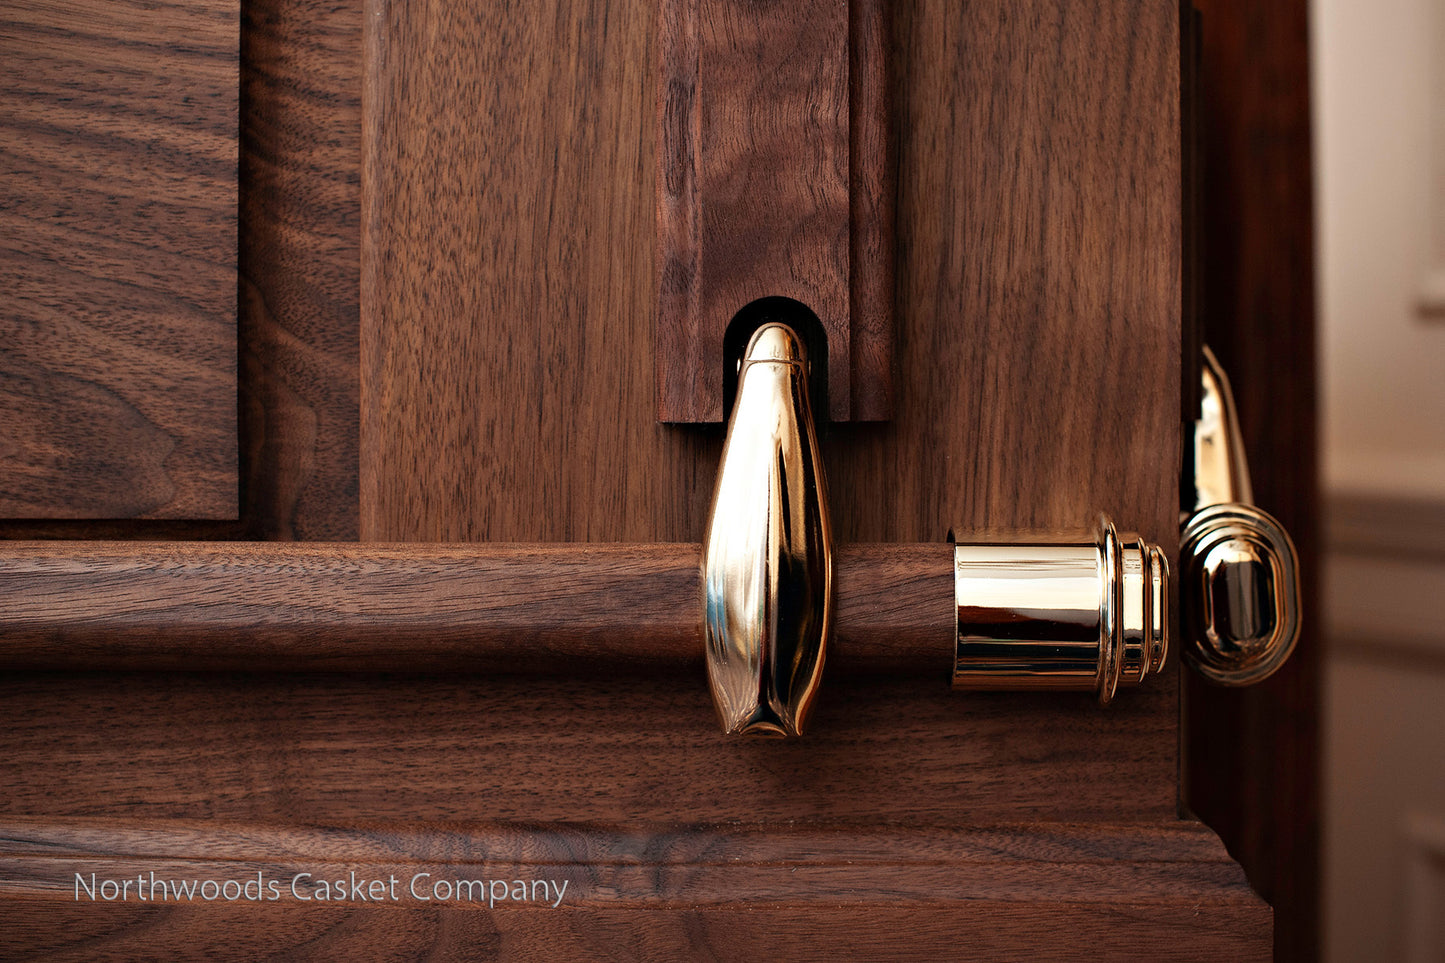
[0,530,1170,709]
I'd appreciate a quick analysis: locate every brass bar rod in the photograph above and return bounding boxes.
[0,542,954,674]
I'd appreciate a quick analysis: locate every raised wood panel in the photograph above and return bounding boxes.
[0,819,1269,961]
[0,0,361,542]
[0,0,239,520]
[655,0,894,423]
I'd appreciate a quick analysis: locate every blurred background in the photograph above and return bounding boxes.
[1315,0,1445,959]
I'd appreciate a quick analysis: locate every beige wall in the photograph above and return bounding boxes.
[1317,0,1445,499]
[1315,0,1445,960]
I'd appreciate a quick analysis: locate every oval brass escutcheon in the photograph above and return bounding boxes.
[1181,500,1300,686]
[1201,537,1276,654]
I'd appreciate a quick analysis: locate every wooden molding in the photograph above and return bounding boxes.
[1326,491,1445,561]
[0,818,1269,959]
[655,0,894,423]
[0,541,953,673]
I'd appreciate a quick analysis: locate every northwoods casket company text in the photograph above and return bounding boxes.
[74,871,569,907]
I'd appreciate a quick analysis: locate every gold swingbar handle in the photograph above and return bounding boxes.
[691,329,1301,733]
[696,323,1175,735]
[0,336,1297,736]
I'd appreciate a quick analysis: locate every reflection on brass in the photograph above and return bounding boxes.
[953,516,1169,704]
[1180,347,1301,686]
[702,324,833,737]
[1194,345,1253,508]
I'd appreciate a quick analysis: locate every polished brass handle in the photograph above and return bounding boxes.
[702,324,833,737]
[700,322,1171,736]
[951,517,1169,704]
[1179,347,1301,686]
[0,345,1286,737]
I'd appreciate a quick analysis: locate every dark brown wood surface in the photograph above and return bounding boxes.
[0,0,359,540]
[0,0,1270,957]
[0,671,1174,825]
[1186,1,1320,960]
[238,0,361,539]
[655,0,893,423]
[0,904,1270,963]
[0,541,954,672]
[363,0,1181,548]
[356,0,1185,832]
[0,0,239,520]
[0,819,1269,962]
[362,0,717,544]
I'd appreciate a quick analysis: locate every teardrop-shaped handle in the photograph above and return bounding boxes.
[702,323,834,737]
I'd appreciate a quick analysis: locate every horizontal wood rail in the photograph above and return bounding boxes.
[0,817,1270,959]
[0,542,954,674]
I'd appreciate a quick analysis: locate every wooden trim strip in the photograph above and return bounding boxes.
[0,818,1270,959]
[0,816,1257,904]
[654,0,894,423]
[0,542,954,673]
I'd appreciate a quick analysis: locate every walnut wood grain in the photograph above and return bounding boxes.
[849,0,895,421]
[362,0,719,542]
[0,541,952,673]
[655,0,893,423]
[0,0,359,539]
[0,1,1228,956]
[851,0,1181,547]
[362,0,1180,550]
[0,0,239,520]
[0,820,1267,960]
[0,903,1271,962]
[238,0,361,539]
[357,0,1183,830]
[1186,1,1320,960]
[0,670,1175,824]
